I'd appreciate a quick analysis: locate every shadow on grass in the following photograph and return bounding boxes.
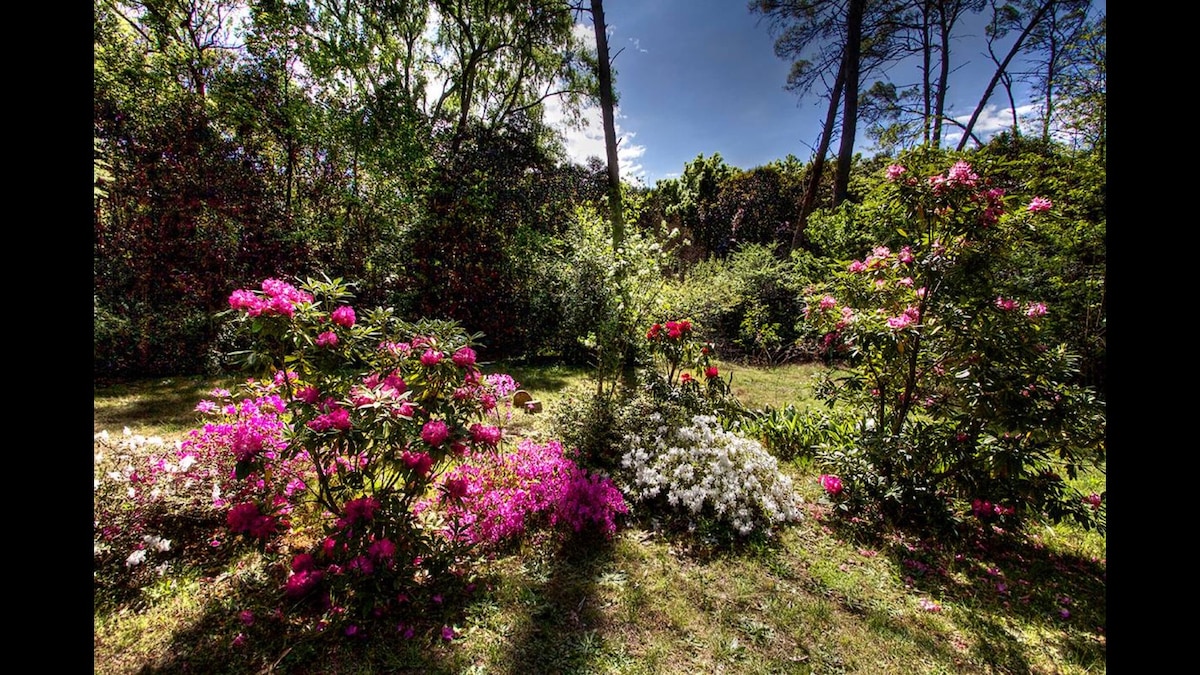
[94,374,242,434]
[830,519,1106,673]
[100,528,620,675]
[484,528,620,673]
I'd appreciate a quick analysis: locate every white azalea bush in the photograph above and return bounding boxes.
[620,414,802,538]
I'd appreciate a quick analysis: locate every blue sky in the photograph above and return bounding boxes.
[549,0,1105,186]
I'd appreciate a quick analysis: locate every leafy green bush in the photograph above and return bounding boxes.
[802,159,1106,535]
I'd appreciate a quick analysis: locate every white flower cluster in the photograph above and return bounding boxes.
[621,414,802,536]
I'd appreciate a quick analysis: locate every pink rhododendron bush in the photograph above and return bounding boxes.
[93,276,628,636]
[801,159,1106,534]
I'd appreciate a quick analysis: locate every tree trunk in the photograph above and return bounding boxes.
[792,60,846,250]
[833,0,865,205]
[591,0,624,250]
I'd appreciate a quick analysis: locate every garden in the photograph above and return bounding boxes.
[95,156,1105,673]
[95,3,1105,670]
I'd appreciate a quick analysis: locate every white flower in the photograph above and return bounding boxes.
[126,549,147,567]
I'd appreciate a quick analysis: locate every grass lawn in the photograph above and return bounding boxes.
[94,361,1105,674]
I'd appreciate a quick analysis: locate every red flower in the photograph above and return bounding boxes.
[705,366,719,379]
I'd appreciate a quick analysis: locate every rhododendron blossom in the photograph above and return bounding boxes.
[421,419,450,447]
[1027,196,1052,213]
[452,346,477,367]
[330,305,356,327]
[820,474,844,496]
[316,331,338,348]
[886,164,907,181]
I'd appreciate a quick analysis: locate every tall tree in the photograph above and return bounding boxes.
[1056,13,1104,158]
[955,0,1056,151]
[751,0,910,212]
[589,0,624,250]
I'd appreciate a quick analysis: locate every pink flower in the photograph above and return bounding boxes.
[238,610,255,626]
[421,419,450,447]
[441,625,457,641]
[331,305,356,327]
[316,331,338,348]
[1084,493,1102,510]
[848,260,867,273]
[946,161,978,186]
[369,538,397,562]
[680,372,693,383]
[919,598,943,613]
[296,385,320,405]
[470,423,503,448]
[820,474,844,496]
[400,450,433,477]
[885,164,907,181]
[819,295,837,311]
[1027,196,1052,213]
[452,346,477,367]
[1025,302,1048,318]
[705,366,719,379]
[420,349,443,366]
[897,246,914,264]
[994,297,1018,311]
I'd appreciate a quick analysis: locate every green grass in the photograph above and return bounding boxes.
[94,363,1106,674]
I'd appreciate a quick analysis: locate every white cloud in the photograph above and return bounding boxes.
[629,37,648,53]
[943,102,1042,148]
[544,88,647,184]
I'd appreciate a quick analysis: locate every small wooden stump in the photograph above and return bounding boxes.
[512,390,542,414]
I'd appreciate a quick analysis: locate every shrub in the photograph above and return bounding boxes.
[620,414,802,539]
[96,274,632,633]
[802,160,1106,535]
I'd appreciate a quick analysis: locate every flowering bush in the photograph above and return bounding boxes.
[420,439,628,548]
[620,414,802,538]
[801,159,1106,534]
[94,274,633,635]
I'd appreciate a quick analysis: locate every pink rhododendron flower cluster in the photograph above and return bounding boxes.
[1084,493,1102,510]
[421,419,450,446]
[228,279,313,318]
[421,439,628,547]
[316,331,338,348]
[330,305,356,327]
[452,346,477,367]
[820,474,844,496]
[885,164,907,181]
[1027,196,1052,213]
[971,498,1015,521]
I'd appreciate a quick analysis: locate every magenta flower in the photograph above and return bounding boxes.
[441,625,457,641]
[1025,302,1048,318]
[238,610,255,626]
[316,331,338,348]
[420,349,443,366]
[421,419,450,447]
[331,305,356,327]
[1027,196,1053,213]
[452,346,477,367]
[820,474,844,496]
[818,295,837,311]
[994,297,1018,311]
[885,164,907,181]
[946,161,978,186]
[1084,493,1102,510]
[705,366,719,379]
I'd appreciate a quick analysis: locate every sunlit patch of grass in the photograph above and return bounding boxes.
[94,373,243,438]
